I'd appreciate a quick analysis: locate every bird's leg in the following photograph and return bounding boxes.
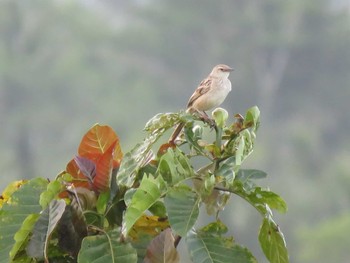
[189,108,216,129]
[200,111,216,129]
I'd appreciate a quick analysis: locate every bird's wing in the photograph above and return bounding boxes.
[187,78,212,108]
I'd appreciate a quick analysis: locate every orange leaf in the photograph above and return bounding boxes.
[78,124,123,167]
[93,141,116,192]
[66,159,91,190]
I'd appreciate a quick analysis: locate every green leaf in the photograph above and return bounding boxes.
[39,180,62,209]
[199,221,228,235]
[144,112,182,133]
[231,182,287,215]
[236,169,267,190]
[203,174,215,194]
[78,229,137,263]
[235,136,245,168]
[123,175,165,235]
[255,188,287,214]
[117,133,159,188]
[244,106,260,131]
[148,201,167,218]
[164,186,199,237]
[131,234,153,263]
[144,228,179,263]
[184,125,207,156]
[215,157,236,185]
[0,178,48,263]
[259,217,289,263]
[84,211,104,228]
[212,107,229,128]
[27,199,66,260]
[157,148,194,185]
[10,214,39,261]
[96,190,110,214]
[236,169,267,181]
[186,229,257,263]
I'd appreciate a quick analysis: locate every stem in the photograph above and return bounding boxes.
[215,125,222,149]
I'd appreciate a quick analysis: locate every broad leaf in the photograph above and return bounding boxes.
[0,180,27,208]
[27,199,66,260]
[212,107,229,129]
[184,124,207,156]
[235,136,245,168]
[123,175,165,235]
[132,234,153,263]
[66,159,91,190]
[77,229,137,263]
[93,141,116,192]
[57,197,88,257]
[10,214,39,261]
[157,148,193,185]
[78,124,123,168]
[117,133,159,188]
[0,178,48,263]
[231,182,287,215]
[73,187,97,211]
[164,185,199,237]
[239,168,266,179]
[96,190,110,214]
[215,157,236,185]
[244,106,260,131]
[259,217,289,263]
[144,112,182,133]
[144,228,179,263]
[234,169,267,191]
[199,220,228,235]
[74,156,96,181]
[39,180,63,209]
[148,201,167,218]
[186,229,257,263]
[129,215,169,240]
[254,188,287,214]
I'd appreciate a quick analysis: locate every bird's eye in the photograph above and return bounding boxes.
[219,68,224,71]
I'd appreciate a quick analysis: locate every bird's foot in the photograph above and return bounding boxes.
[200,115,216,130]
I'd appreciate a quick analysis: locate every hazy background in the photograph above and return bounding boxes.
[1,0,350,262]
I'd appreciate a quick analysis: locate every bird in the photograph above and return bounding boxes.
[169,64,234,143]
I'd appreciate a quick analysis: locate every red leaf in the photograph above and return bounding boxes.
[78,124,123,167]
[93,141,116,192]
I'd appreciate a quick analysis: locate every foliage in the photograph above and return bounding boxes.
[0,106,289,262]
[1,1,350,262]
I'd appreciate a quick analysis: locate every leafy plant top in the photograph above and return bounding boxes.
[0,106,289,263]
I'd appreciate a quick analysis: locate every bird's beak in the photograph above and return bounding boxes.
[224,67,234,72]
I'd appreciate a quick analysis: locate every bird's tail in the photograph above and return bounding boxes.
[168,122,185,144]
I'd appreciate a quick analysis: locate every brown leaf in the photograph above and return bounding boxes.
[144,228,179,263]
